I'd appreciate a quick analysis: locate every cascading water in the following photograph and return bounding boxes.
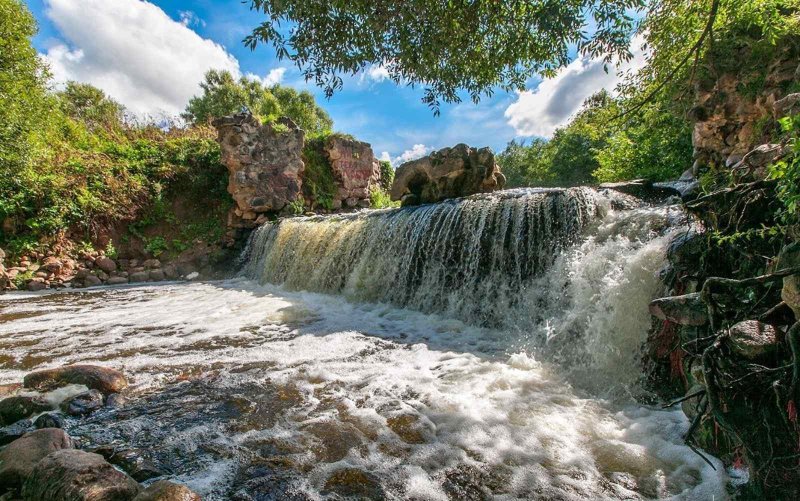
[0,187,728,500]
[240,187,687,397]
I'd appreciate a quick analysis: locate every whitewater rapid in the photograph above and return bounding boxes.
[0,188,729,499]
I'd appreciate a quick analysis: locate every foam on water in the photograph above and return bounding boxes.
[0,188,727,499]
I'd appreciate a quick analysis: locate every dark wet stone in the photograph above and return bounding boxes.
[105,393,128,408]
[322,468,384,500]
[728,320,780,360]
[24,364,128,395]
[132,481,200,501]
[0,428,73,490]
[34,413,65,429]
[0,395,52,426]
[0,419,33,446]
[61,389,104,416]
[230,460,310,501]
[648,293,708,326]
[22,449,141,501]
[107,448,167,482]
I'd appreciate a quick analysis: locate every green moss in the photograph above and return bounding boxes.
[302,137,338,210]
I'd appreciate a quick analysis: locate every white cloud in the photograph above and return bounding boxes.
[504,37,647,138]
[394,144,432,165]
[379,151,392,163]
[178,10,205,28]
[262,67,287,86]
[365,64,390,83]
[42,0,240,116]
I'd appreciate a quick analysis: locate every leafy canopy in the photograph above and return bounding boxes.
[245,0,642,112]
[184,69,333,135]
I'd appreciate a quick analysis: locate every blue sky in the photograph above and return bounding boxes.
[25,0,645,165]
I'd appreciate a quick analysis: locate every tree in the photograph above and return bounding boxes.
[183,70,281,124]
[245,0,642,112]
[0,0,51,170]
[497,138,551,188]
[57,82,125,131]
[183,70,333,135]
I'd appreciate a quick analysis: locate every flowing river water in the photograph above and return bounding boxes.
[0,188,730,500]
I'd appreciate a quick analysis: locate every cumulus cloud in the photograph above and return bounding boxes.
[379,151,392,163]
[394,144,431,165]
[42,0,240,116]
[504,37,647,138]
[178,10,205,28]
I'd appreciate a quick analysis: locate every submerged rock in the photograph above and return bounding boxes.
[322,468,384,500]
[22,450,141,501]
[649,293,708,326]
[132,481,200,501]
[727,320,780,360]
[61,389,104,416]
[34,413,65,429]
[0,395,52,426]
[0,428,74,490]
[24,365,127,395]
[0,419,33,446]
[390,144,505,206]
[106,449,166,482]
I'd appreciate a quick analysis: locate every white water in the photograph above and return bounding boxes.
[0,189,727,499]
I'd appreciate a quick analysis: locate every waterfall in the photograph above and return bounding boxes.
[241,187,688,396]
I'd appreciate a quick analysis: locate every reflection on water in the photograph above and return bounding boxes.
[0,280,727,499]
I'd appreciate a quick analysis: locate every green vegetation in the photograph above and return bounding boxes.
[769,114,800,222]
[246,0,639,113]
[184,69,333,135]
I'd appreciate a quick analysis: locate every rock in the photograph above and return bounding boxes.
[324,136,380,207]
[61,390,104,416]
[22,449,141,501]
[42,257,62,274]
[214,113,305,216]
[75,268,91,280]
[0,429,74,490]
[600,179,682,201]
[649,293,708,326]
[129,271,150,283]
[667,231,706,271]
[774,92,800,119]
[732,143,786,180]
[0,419,32,446]
[322,468,383,499]
[176,263,196,277]
[681,385,706,420]
[727,320,780,360]
[185,272,199,281]
[34,413,65,429]
[162,264,178,280]
[0,395,52,425]
[26,279,46,292]
[24,365,128,395]
[105,394,127,408]
[95,257,117,273]
[132,481,200,501]
[390,144,505,205]
[107,276,129,286]
[0,383,21,398]
[775,242,800,320]
[142,259,161,270]
[84,274,103,287]
[149,269,165,282]
[106,449,165,482]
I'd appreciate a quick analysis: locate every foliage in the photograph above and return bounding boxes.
[184,70,333,135]
[377,160,394,192]
[301,137,337,210]
[369,187,399,209]
[246,0,642,113]
[57,82,125,131]
[768,114,800,223]
[0,0,51,172]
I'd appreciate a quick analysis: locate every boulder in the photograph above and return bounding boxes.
[84,274,103,287]
[34,413,65,429]
[648,293,709,326]
[26,279,47,292]
[732,143,786,180]
[129,271,150,283]
[322,468,384,499]
[61,390,104,416]
[148,269,165,282]
[0,395,52,426]
[0,429,73,490]
[324,136,380,206]
[142,259,161,270]
[727,320,780,360]
[24,365,128,395]
[103,449,165,482]
[95,257,117,274]
[162,264,178,280]
[390,144,505,206]
[22,450,141,501]
[106,276,129,286]
[132,481,200,501]
[42,257,62,274]
[667,231,706,271]
[214,113,305,216]
[774,93,800,119]
[775,242,800,320]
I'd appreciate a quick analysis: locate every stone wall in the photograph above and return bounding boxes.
[214,113,305,228]
[324,136,380,209]
[390,144,505,206]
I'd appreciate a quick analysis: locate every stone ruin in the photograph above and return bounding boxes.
[390,143,506,206]
[323,136,380,209]
[213,113,305,229]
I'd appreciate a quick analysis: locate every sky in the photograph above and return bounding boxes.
[25,0,646,165]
